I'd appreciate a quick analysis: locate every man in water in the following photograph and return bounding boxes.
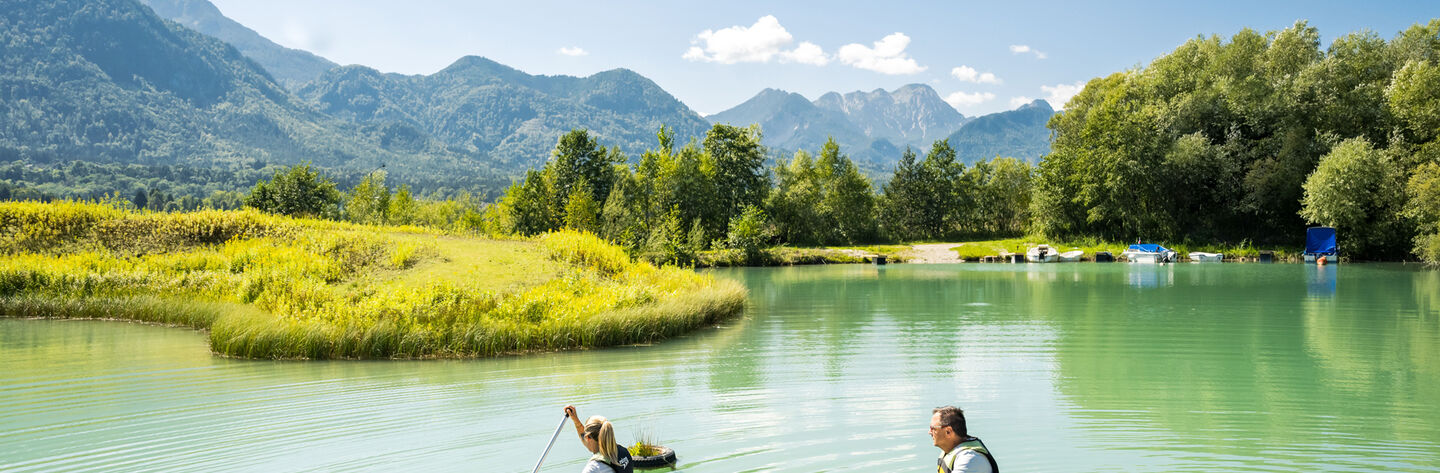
[930,406,998,473]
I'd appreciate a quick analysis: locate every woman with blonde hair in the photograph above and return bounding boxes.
[563,405,633,473]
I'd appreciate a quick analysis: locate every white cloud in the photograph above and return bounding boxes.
[682,15,828,65]
[1009,96,1034,108]
[951,65,1001,84]
[1041,81,1086,109]
[1009,44,1046,59]
[557,46,588,57]
[838,33,926,75]
[781,41,830,66]
[944,91,996,108]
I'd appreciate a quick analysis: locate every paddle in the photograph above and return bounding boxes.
[532,414,570,473]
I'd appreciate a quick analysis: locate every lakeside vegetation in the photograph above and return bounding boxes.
[1035,20,1440,263]
[0,201,745,359]
[479,20,1440,264]
[4,22,1438,265]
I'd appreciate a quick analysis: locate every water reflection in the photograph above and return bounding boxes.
[1048,263,1440,471]
[1125,263,1175,289]
[1306,263,1338,297]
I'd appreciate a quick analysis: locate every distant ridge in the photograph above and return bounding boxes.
[299,56,713,171]
[946,99,1055,164]
[711,85,1054,168]
[138,0,338,89]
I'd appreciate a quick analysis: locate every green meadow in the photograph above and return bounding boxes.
[0,201,746,359]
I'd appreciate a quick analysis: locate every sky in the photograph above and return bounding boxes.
[209,0,1436,117]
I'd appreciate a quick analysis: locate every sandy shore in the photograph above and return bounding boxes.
[908,243,963,263]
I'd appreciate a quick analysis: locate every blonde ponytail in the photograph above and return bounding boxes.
[584,416,619,465]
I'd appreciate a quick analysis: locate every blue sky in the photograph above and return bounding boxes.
[210,0,1436,116]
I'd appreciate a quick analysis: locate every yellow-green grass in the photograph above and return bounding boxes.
[698,244,911,267]
[0,201,746,359]
[948,237,1303,261]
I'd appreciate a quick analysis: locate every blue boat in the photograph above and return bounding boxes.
[1304,226,1338,263]
[1121,243,1177,263]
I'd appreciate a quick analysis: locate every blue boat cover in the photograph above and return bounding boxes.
[1306,226,1338,255]
[1127,243,1171,253]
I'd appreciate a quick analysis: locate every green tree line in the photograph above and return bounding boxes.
[1034,19,1440,261]
[481,125,1034,264]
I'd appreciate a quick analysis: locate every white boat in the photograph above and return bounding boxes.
[1026,245,1058,262]
[1058,250,1084,262]
[1189,252,1223,262]
[1121,244,1177,263]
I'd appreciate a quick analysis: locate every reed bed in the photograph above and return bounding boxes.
[0,201,746,359]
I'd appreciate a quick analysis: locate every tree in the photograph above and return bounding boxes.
[203,190,244,210]
[767,150,825,245]
[727,205,773,263]
[131,188,148,210]
[880,147,927,241]
[968,157,1033,236]
[916,139,964,239]
[644,208,693,266]
[1388,60,1440,146]
[498,169,557,235]
[346,170,390,225]
[548,129,621,212]
[1299,137,1409,259]
[243,164,341,219]
[563,179,600,233]
[703,124,768,226]
[650,143,719,242]
[600,174,646,252]
[1405,162,1440,263]
[816,138,876,244]
[387,184,417,225]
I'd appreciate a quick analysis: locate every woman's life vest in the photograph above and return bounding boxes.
[603,444,633,473]
[937,436,998,473]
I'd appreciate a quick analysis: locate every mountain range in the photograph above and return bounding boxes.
[0,0,1056,199]
[296,58,712,171]
[137,0,1058,169]
[710,85,1053,166]
[0,0,501,194]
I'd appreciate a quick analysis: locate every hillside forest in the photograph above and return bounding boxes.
[5,18,1440,263]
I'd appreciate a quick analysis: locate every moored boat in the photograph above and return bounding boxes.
[1058,250,1084,262]
[1189,252,1223,262]
[1304,226,1338,263]
[1027,244,1058,262]
[1122,244,1177,263]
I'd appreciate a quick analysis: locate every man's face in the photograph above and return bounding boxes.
[929,413,956,449]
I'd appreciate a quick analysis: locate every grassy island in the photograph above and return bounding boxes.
[0,201,746,359]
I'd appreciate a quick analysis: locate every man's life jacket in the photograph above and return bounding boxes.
[937,436,998,473]
[603,444,634,473]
